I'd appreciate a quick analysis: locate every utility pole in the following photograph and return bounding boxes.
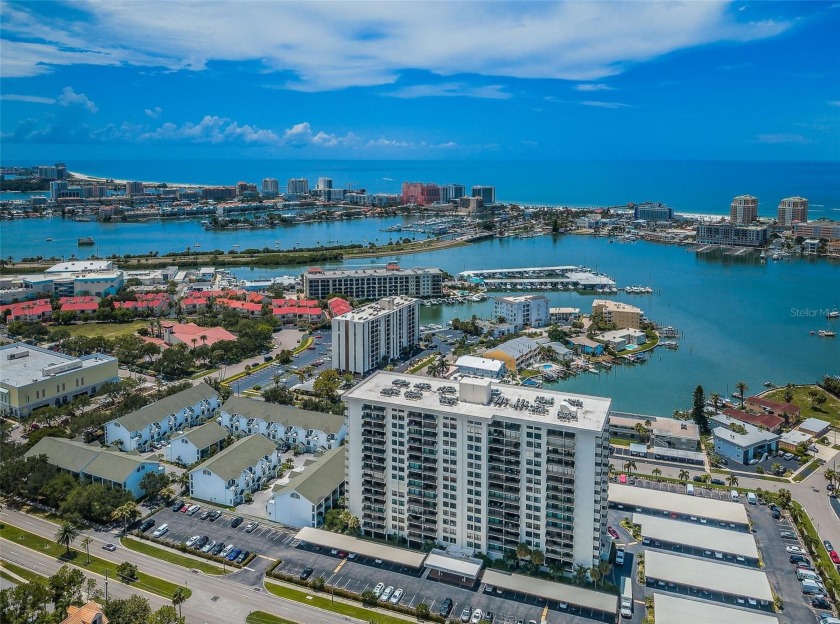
[104,570,109,605]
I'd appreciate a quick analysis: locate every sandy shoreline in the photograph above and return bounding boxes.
[67,171,204,189]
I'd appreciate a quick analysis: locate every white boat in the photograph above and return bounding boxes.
[828,310,839,319]
[818,330,836,338]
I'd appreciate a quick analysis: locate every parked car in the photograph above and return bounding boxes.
[185,535,201,548]
[194,536,209,549]
[711,478,725,485]
[772,509,781,519]
[471,609,483,624]
[372,583,385,598]
[790,554,810,564]
[692,475,704,482]
[460,605,472,623]
[299,567,313,581]
[830,551,840,564]
[152,524,169,538]
[779,531,797,540]
[186,504,200,516]
[208,510,222,522]
[199,510,211,520]
[171,501,184,512]
[607,526,619,539]
[389,588,404,604]
[179,503,190,513]
[244,522,259,533]
[138,519,155,532]
[210,543,226,556]
[201,540,216,553]
[230,517,244,528]
[236,550,250,564]
[101,543,116,552]
[220,544,234,558]
[787,546,806,554]
[824,540,834,551]
[615,548,626,565]
[380,586,394,602]
[439,597,453,617]
[812,595,832,609]
[226,548,242,562]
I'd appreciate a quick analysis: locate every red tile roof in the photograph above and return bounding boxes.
[746,396,800,415]
[327,297,352,316]
[723,408,785,431]
[163,322,236,347]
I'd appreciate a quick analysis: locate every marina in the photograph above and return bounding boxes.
[457,265,617,292]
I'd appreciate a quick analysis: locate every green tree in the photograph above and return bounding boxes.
[116,561,138,582]
[263,385,295,405]
[103,594,151,624]
[139,471,170,497]
[726,474,739,488]
[0,581,52,624]
[148,605,185,624]
[573,564,589,585]
[777,488,792,509]
[312,369,340,400]
[770,462,784,476]
[589,565,602,588]
[736,381,748,408]
[113,502,140,534]
[678,469,690,483]
[361,590,378,606]
[530,549,545,567]
[415,602,431,620]
[651,467,662,481]
[623,460,637,476]
[311,576,326,591]
[171,586,188,618]
[784,384,794,404]
[692,385,708,434]
[54,521,79,557]
[80,536,92,564]
[48,565,85,615]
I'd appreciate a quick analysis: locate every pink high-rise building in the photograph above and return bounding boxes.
[401,182,441,206]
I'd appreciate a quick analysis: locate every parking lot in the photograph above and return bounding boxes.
[236,330,333,392]
[146,502,616,623]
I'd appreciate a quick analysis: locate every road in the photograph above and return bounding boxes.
[0,508,373,624]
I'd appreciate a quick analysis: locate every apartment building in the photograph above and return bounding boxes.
[730,194,758,224]
[794,221,840,241]
[303,264,443,300]
[493,294,549,330]
[344,372,611,572]
[696,222,769,247]
[591,299,643,329]
[332,296,420,375]
[777,196,808,227]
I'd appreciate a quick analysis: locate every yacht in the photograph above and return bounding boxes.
[827,310,839,319]
[818,330,836,338]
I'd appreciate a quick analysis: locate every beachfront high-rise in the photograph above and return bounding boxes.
[440,184,466,203]
[344,372,611,571]
[262,178,279,195]
[777,196,808,227]
[317,177,333,190]
[730,194,758,224]
[286,178,309,195]
[125,181,144,196]
[472,185,496,205]
[401,182,441,206]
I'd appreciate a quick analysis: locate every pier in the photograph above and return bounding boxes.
[458,266,617,291]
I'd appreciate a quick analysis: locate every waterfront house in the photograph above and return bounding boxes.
[592,300,643,330]
[188,434,280,506]
[219,395,346,452]
[483,336,541,372]
[165,421,229,466]
[710,414,780,465]
[594,328,647,351]
[266,446,346,528]
[722,407,784,433]
[549,307,581,324]
[744,396,800,424]
[455,355,507,379]
[608,412,701,452]
[104,383,220,452]
[565,336,605,356]
[25,436,162,499]
[798,417,831,438]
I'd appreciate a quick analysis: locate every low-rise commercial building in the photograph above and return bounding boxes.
[266,447,346,527]
[592,300,643,329]
[710,414,780,465]
[104,383,220,452]
[331,296,419,375]
[303,264,443,299]
[779,429,811,452]
[219,396,345,451]
[165,421,229,466]
[608,412,701,452]
[492,294,549,330]
[25,437,162,499]
[189,434,280,506]
[482,335,541,372]
[565,335,605,356]
[454,355,506,379]
[0,343,118,418]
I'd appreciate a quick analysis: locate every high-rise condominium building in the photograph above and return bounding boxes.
[125,181,144,196]
[472,185,496,205]
[303,263,443,299]
[262,178,280,194]
[345,372,611,571]
[331,296,419,375]
[287,178,309,195]
[400,182,441,206]
[317,177,333,190]
[493,295,550,331]
[730,195,758,224]
[440,184,466,203]
[777,196,808,227]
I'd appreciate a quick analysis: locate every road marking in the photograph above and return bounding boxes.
[333,559,346,574]
[541,605,549,621]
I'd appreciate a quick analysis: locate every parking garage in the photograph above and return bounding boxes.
[653,593,780,624]
[482,569,619,623]
[294,527,427,569]
[636,514,760,566]
[609,483,750,530]
[644,550,774,611]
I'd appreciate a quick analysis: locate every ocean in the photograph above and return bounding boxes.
[4,158,840,216]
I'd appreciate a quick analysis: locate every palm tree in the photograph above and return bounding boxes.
[736,381,748,407]
[516,542,531,561]
[530,549,545,568]
[824,468,838,490]
[54,521,79,557]
[770,462,784,476]
[589,566,602,588]
[113,502,139,535]
[597,560,613,587]
[273,372,281,388]
[623,460,637,476]
[726,474,739,488]
[709,393,721,412]
[80,536,93,564]
[678,469,690,483]
[651,467,662,481]
[171,586,188,618]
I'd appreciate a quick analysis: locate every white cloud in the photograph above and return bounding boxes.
[57,87,97,113]
[753,133,809,144]
[139,115,279,144]
[580,100,631,109]
[145,106,162,118]
[0,94,55,104]
[573,83,614,92]
[281,121,357,148]
[387,83,511,99]
[0,1,795,89]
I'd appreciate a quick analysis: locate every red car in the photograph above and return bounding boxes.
[830,550,840,564]
[607,526,620,539]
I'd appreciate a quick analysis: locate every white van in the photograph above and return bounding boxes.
[747,492,757,505]
[686,484,695,496]
[730,490,739,502]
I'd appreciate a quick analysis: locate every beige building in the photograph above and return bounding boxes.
[730,194,758,224]
[0,343,119,418]
[591,300,643,329]
[777,196,808,227]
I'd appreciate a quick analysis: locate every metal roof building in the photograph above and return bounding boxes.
[636,514,759,561]
[609,483,749,528]
[294,527,427,569]
[653,593,779,624]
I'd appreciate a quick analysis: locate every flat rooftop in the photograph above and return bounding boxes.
[343,371,611,433]
[654,593,779,624]
[334,296,416,322]
[610,483,749,525]
[308,266,442,278]
[294,527,427,568]
[0,343,116,388]
[644,550,773,601]
[482,569,618,614]
[635,514,758,558]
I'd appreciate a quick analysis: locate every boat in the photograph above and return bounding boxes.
[818,330,836,338]
[828,310,840,319]
[45,238,53,242]
[77,237,94,246]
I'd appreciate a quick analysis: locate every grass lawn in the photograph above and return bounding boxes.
[609,436,635,447]
[0,523,190,600]
[120,536,226,575]
[407,355,437,374]
[264,581,414,624]
[63,320,150,339]
[790,500,840,591]
[0,558,48,584]
[762,385,840,426]
[246,612,302,624]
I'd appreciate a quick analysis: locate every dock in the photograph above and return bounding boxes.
[458,266,617,291]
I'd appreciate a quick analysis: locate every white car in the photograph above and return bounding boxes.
[389,588,404,604]
[372,583,385,598]
[201,540,216,553]
[471,609,483,624]
[380,586,394,601]
[220,544,235,557]
[152,524,169,537]
[787,546,806,555]
[185,535,201,548]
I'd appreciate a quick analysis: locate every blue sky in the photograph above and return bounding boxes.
[1,0,838,162]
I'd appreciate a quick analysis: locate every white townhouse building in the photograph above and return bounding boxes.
[25,436,163,499]
[165,421,229,466]
[454,355,507,379]
[188,434,280,506]
[104,383,220,452]
[219,396,346,452]
[266,446,346,528]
